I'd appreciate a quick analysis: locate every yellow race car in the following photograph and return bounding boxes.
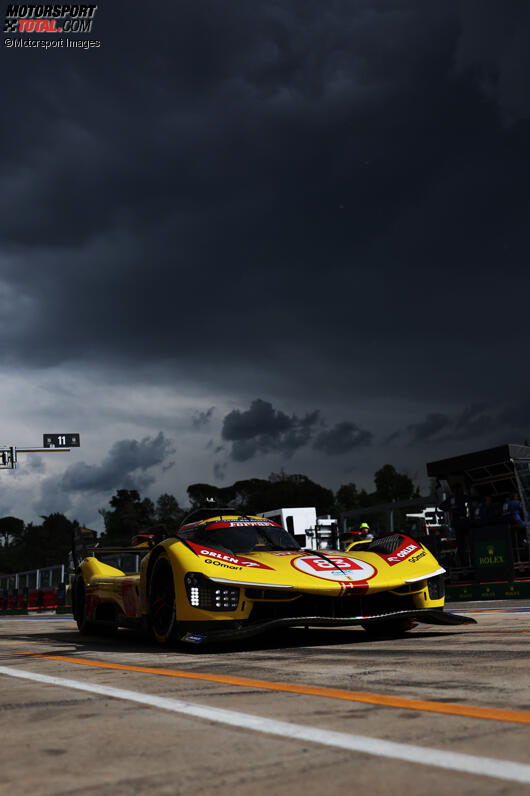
[72,510,475,645]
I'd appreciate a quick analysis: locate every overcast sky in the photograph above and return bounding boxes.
[1,0,529,529]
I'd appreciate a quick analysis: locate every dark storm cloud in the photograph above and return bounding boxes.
[407,413,450,444]
[454,403,495,439]
[403,407,488,445]
[25,455,46,474]
[1,0,529,418]
[32,433,175,518]
[213,461,227,481]
[223,399,293,441]
[313,422,373,455]
[498,398,530,433]
[455,0,530,123]
[395,396,530,448]
[449,398,530,441]
[384,430,402,445]
[222,399,320,461]
[60,433,174,494]
[192,407,215,429]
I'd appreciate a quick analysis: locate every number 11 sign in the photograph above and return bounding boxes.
[43,434,80,448]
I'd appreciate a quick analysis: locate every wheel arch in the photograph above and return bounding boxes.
[144,543,178,603]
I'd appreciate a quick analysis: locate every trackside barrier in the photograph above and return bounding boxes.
[0,585,67,614]
[0,565,71,614]
[446,579,530,601]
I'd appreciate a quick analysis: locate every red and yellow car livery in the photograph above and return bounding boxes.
[72,511,475,645]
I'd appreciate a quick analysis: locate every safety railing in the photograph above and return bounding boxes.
[0,564,68,613]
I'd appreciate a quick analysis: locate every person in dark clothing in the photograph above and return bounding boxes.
[474,495,494,525]
[503,492,526,528]
[503,492,528,561]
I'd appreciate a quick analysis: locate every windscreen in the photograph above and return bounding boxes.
[178,521,300,554]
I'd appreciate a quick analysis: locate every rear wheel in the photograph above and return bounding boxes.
[72,576,98,635]
[149,555,178,645]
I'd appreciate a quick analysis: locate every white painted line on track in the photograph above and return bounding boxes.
[1,665,529,785]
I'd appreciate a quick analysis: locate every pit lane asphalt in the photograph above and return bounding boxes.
[0,601,529,796]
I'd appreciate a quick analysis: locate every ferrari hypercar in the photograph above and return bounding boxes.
[72,510,475,645]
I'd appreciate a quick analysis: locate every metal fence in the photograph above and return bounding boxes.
[0,564,65,592]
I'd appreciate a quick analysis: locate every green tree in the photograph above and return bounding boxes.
[100,489,156,545]
[262,473,334,516]
[187,483,223,509]
[0,516,25,573]
[40,513,79,568]
[156,493,184,528]
[358,489,374,508]
[4,514,79,571]
[335,483,359,512]
[374,464,415,503]
[187,473,334,517]
[0,516,24,547]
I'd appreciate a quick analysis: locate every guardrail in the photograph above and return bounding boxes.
[0,565,71,614]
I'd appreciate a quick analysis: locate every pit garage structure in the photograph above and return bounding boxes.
[339,498,456,568]
[340,498,436,537]
[427,444,530,587]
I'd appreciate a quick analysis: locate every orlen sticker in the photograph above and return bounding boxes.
[292,555,375,582]
[381,540,422,566]
[185,541,273,569]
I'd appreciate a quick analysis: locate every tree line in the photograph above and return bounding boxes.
[0,464,418,573]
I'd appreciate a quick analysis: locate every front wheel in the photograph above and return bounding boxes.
[149,555,178,645]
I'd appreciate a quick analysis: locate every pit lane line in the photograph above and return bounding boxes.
[0,665,529,785]
[17,652,530,727]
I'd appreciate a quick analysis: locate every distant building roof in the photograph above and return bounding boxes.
[427,444,530,478]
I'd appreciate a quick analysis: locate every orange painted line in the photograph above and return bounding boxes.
[18,652,530,726]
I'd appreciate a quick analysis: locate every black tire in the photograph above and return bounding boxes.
[361,618,417,637]
[149,555,178,645]
[72,576,98,635]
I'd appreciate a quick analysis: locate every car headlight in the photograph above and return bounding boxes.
[185,573,240,611]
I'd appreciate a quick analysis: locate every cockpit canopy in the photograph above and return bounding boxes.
[178,518,300,555]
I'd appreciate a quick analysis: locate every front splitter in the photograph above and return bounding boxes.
[178,608,476,644]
